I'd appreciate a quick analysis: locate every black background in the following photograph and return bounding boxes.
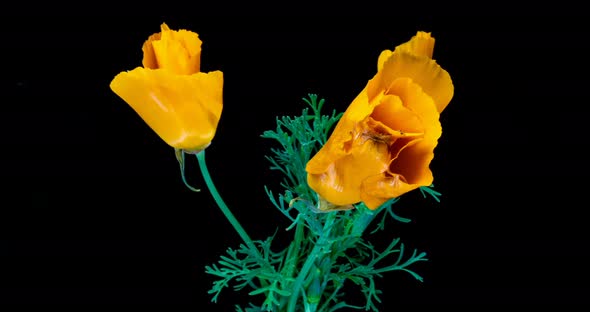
[2,4,590,309]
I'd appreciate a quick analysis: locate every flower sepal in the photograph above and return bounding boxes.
[312,194,355,213]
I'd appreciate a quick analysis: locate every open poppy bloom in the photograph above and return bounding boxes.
[110,23,223,153]
[306,31,454,210]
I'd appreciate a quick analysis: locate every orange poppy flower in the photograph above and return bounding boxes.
[110,23,223,153]
[306,31,454,210]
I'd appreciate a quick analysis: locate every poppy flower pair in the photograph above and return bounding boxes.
[110,24,453,211]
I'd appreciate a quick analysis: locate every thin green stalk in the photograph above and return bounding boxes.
[350,203,379,237]
[279,220,306,308]
[287,213,336,312]
[196,150,258,254]
[283,220,306,280]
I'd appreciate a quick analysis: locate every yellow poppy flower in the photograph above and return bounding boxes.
[306,31,454,210]
[110,23,223,152]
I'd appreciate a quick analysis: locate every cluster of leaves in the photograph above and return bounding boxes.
[262,94,341,205]
[206,95,437,311]
[205,235,292,310]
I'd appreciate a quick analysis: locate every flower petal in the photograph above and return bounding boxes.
[395,31,435,58]
[388,78,441,143]
[360,78,441,209]
[377,31,434,72]
[142,32,161,69]
[388,77,440,182]
[306,87,378,174]
[307,31,452,210]
[142,23,202,75]
[361,173,420,209]
[371,93,424,134]
[307,138,390,206]
[377,49,393,72]
[370,47,453,113]
[110,67,223,150]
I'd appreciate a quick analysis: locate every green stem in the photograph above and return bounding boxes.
[196,150,257,253]
[279,220,306,308]
[287,213,336,312]
[284,220,306,279]
[350,203,379,237]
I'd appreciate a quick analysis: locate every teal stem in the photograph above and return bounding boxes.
[196,150,258,253]
[287,213,336,312]
[279,220,306,308]
[284,220,306,280]
[350,203,379,237]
